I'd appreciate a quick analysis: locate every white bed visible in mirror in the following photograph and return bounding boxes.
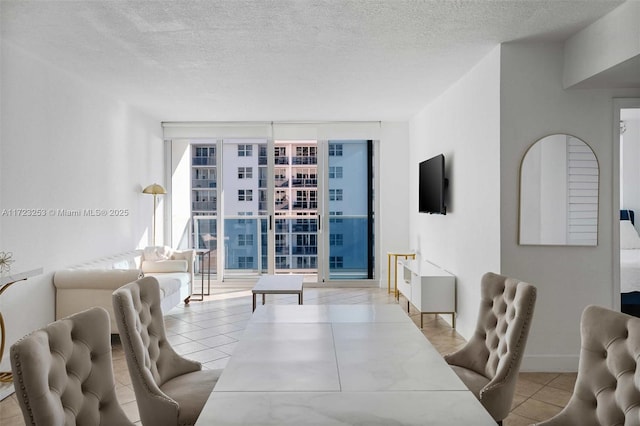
[621,219,640,295]
[620,214,640,316]
[619,107,640,315]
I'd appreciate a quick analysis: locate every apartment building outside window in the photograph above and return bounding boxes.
[329,189,343,201]
[293,146,317,164]
[330,211,343,223]
[329,166,343,179]
[187,138,374,280]
[274,146,288,164]
[330,234,343,246]
[238,167,253,179]
[238,189,253,201]
[193,146,216,165]
[329,256,344,268]
[238,144,252,157]
[329,143,342,156]
[238,256,253,268]
[238,234,254,246]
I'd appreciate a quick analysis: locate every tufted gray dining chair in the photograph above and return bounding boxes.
[444,272,537,425]
[112,276,221,426]
[10,307,134,426]
[535,305,640,426]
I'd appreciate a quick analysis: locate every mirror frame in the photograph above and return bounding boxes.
[518,133,599,246]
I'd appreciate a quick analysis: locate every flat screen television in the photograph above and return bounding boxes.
[419,154,447,214]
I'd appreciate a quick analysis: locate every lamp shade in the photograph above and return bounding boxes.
[142,183,166,195]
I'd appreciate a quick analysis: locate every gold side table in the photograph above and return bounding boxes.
[387,252,416,297]
[191,249,213,302]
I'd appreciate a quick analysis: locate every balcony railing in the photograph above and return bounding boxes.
[192,179,217,188]
[275,246,290,254]
[192,201,216,211]
[292,202,318,210]
[275,201,289,210]
[292,247,318,255]
[274,156,289,165]
[192,157,216,166]
[291,178,317,187]
[291,224,318,233]
[291,157,317,165]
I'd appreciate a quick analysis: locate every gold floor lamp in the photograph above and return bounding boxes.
[143,183,166,246]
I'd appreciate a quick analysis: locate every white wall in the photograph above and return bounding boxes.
[378,122,411,286]
[563,1,640,88]
[0,42,163,373]
[500,42,640,371]
[408,46,502,339]
[170,139,192,249]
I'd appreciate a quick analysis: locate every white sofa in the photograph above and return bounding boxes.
[53,247,194,333]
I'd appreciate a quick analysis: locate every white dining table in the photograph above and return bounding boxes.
[195,304,496,425]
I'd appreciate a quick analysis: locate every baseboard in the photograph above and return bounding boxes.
[521,354,579,372]
[204,279,380,289]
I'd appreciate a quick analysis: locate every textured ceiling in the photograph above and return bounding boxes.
[0,0,624,121]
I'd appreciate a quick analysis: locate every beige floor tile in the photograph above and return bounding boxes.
[0,395,25,426]
[514,377,546,398]
[115,384,137,405]
[114,367,133,386]
[547,373,577,392]
[512,398,563,422]
[511,392,528,410]
[0,415,24,426]
[531,385,573,407]
[519,372,559,385]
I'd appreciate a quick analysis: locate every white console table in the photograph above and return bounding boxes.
[397,260,456,328]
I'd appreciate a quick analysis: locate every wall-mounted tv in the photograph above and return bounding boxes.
[419,154,447,214]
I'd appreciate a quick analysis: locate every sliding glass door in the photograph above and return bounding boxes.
[272,141,319,276]
[326,140,373,280]
[185,137,374,282]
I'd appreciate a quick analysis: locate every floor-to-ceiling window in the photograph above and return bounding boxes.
[327,140,373,279]
[165,122,378,284]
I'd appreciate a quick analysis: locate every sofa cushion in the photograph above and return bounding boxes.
[145,272,189,298]
[143,246,173,261]
[141,259,188,273]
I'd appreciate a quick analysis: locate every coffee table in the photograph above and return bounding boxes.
[251,274,303,312]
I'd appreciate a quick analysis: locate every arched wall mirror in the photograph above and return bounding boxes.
[519,134,599,246]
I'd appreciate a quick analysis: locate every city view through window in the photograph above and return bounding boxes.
[190,139,373,281]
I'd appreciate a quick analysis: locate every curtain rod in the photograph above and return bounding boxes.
[162,121,382,127]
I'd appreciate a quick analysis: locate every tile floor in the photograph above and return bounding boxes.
[0,287,574,425]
